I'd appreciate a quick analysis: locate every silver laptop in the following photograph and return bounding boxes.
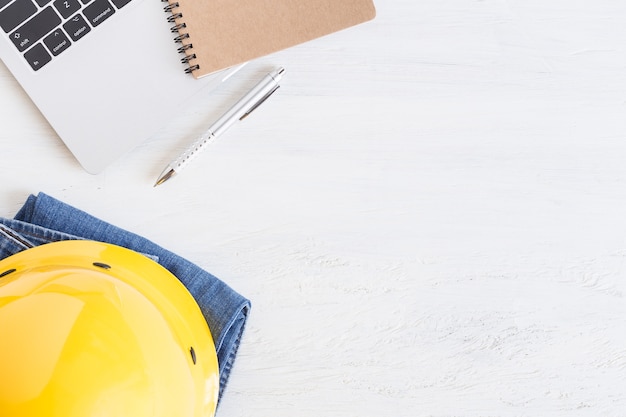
[0,0,241,173]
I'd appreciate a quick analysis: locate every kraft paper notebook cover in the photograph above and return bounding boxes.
[164,0,376,78]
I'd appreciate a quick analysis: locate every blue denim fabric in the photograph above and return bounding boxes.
[0,192,250,404]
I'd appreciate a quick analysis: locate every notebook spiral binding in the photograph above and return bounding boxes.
[162,0,199,74]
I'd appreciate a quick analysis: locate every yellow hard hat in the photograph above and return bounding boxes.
[0,240,219,417]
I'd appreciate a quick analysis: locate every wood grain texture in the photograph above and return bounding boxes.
[2,1,626,416]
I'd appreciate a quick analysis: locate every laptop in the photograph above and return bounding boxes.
[0,0,242,173]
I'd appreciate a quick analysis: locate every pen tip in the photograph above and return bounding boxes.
[154,168,175,187]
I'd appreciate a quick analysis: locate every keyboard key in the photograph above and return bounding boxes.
[0,0,37,33]
[43,29,70,56]
[63,13,90,41]
[23,43,51,71]
[83,0,114,27]
[110,0,130,9]
[9,6,61,52]
[53,0,80,18]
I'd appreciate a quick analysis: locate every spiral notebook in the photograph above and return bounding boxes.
[164,0,377,78]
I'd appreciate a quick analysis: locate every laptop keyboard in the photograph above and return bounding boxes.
[0,0,132,71]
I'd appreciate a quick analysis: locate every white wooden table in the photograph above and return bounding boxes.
[2,1,626,416]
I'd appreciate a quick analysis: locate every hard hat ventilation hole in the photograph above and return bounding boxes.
[190,347,197,364]
[92,262,112,270]
[0,268,16,278]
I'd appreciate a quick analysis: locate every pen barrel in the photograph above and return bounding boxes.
[172,130,216,172]
[211,71,282,136]
[165,67,284,177]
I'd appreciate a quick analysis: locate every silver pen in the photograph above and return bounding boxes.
[154,67,285,186]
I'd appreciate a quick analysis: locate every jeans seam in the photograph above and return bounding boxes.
[218,311,248,404]
[0,224,34,249]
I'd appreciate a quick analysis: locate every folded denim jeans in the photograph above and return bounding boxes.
[0,192,250,403]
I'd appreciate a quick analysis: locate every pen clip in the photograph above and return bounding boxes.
[239,85,280,120]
